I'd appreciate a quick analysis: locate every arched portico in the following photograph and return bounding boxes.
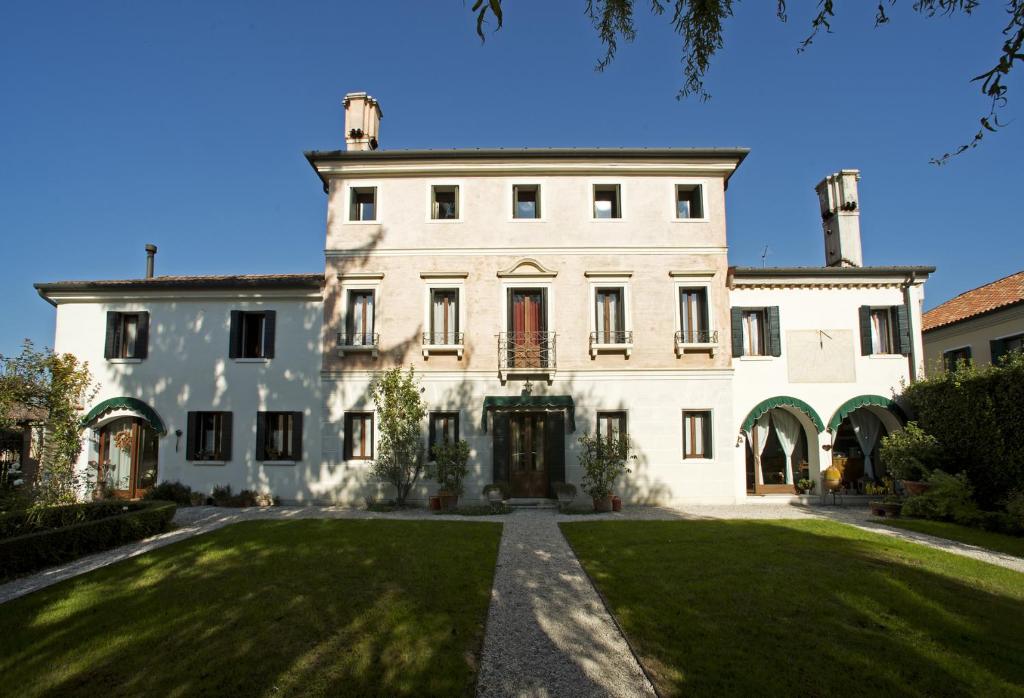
[740,396,825,495]
[81,397,164,499]
[827,395,906,488]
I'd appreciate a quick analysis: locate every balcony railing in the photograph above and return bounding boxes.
[675,329,718,357]
[422,331,465,359]
[337,332,380,358]
[498,331,556,379]
[589,330,634,358]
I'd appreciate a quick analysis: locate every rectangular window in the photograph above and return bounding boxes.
[992,333,1024,364]
[257,411,301,461]
[345,291,375,346]
[682,410,712,459]
[742,309,766,356]
[679,288,709,342]
[187,411,232,461]
[431,185,459,220]
[593,185,621,219]
[429,289,459,344]
[594,288,625,343]
[513,185,540,219]
[104,311,149,360]
[428,411,460,457]
[229,310,275,360]
[349,186,376,221]
[676,184,704,219]
[596,411,627,443]
[241,313,266,358]
[344,412,374,460]
[943,346,972,371]
[870,308,896,354]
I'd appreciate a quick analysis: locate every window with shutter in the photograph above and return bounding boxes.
[344,412,374,460]
[104,312,147,360]
[231,311,271,359]
[257,411,300,461]
[187,411,232,462]
[682,410,713,459]
[428,411,460,459]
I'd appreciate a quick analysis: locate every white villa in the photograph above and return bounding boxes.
[34,93,933,505]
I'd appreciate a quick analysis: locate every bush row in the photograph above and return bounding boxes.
[0,500,160,540]
[0,500,177,581]
[900,470,1024,536]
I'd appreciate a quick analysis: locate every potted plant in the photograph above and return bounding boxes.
[578,432,634,512]
[822,465,843,493]
[866,479,901,517]
[483,481,509,513]
[880,422,939,496]
[796,478,816,495]
[430,439,469,511]
[612,495,622,512]
[554,482,577,511]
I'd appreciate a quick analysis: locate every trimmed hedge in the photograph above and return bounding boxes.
[0,500,176,581]
[902,352,1024,508]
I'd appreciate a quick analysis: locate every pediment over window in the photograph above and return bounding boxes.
[496,258,558,278]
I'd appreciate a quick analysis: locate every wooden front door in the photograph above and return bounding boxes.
[509,413,547,497]
[97,417,159,498]
[509,290,546,368]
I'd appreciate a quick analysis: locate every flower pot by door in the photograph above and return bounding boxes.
[593,495,613,512]
[429,495,441,511]
[438,493,459,511]
[612,496,622,512]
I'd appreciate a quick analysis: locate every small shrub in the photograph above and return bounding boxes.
[0,500,176,580]
[578,433,634,500]
[554,482,578,498]
[483,482,510,500]
[365,499,397,512]
[880,422,939,482]
[210,484,233,506]
[145,481,193,506]
[901,470,978,523]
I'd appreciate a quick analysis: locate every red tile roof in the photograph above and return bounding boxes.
[922,271,1024,332]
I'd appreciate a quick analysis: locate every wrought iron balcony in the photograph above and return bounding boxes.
[675,329,718,357]
[422,331,465,359]
[589,330,634,358]
[337,332,380,358]
[498,331,556,380]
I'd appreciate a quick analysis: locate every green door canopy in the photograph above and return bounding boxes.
[827,394,906,432]
[482,395,575,432]
[80,397,166,435]
[740,396,825,434]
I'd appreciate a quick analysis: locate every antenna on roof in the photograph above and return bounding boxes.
[761,245,770,268]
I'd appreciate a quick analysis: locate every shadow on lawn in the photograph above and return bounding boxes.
[1,519,500,697]
[563,519,1024,698]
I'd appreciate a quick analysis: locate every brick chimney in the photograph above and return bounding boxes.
[815,169,863,268]
[343,92,382,151]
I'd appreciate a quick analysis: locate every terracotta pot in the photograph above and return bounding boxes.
[869,500,887,517]
[900,480,931,496]
[428,495,441,511]
[438,493,459,511]
[593,495,613,513]
[882,502,902,517]
[612,495,622,512]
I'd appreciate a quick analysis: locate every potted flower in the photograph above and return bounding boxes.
[554,482,577,511]
[578,432,634,512]
[796,478,816,495]
[430,439,469,511]
[866,479,901,517]
[483,481,509,513]
[880,422,938,496]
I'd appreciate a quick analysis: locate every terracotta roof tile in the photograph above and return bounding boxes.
[922,271,1024,332]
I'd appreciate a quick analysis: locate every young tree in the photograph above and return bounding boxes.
[369,366,427,506]
[471,0,1024,162]
[0,341,97,508]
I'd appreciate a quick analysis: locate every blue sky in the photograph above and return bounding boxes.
[1,0,1021,356]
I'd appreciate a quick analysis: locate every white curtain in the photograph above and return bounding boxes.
[747,412,772,486]
[849,408,882,479]
[771,409,802,485]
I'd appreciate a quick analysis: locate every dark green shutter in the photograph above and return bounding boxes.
[262,311,276,359]
[229,311,242,358]
[699,290,710,334]
[991,338,1006,365]
[428,414,437,459]
[104,312,120,359]
[255,412,267,460]
[859,306,873,355]
[343,414,352,460]
[220,412,233,461]
[135,312,150,359]
[186,412,199,461]
[767,306,782,357]
[894,305,911,356]
[291,411,303,461]
[492,411,510,484]
[703,412,713,459]
[730,308,744,358]
[545,411,566,497]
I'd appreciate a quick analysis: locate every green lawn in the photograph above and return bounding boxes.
[878,517,1024,559]
[562,520,1024,697]
[0,519,502,697]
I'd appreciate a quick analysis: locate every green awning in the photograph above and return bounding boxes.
[740,396,825,434]
[80,397,166,435]
[827,394,906,432]
[482,395,575,432]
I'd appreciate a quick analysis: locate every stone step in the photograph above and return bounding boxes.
[506,498,559,509]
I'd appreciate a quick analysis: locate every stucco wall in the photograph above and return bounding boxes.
[923,304,1024,373]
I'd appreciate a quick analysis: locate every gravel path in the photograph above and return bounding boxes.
[475,508,655,698]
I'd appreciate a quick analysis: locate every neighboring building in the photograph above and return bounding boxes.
[34,92,934,505]
[922,271,1024,372]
